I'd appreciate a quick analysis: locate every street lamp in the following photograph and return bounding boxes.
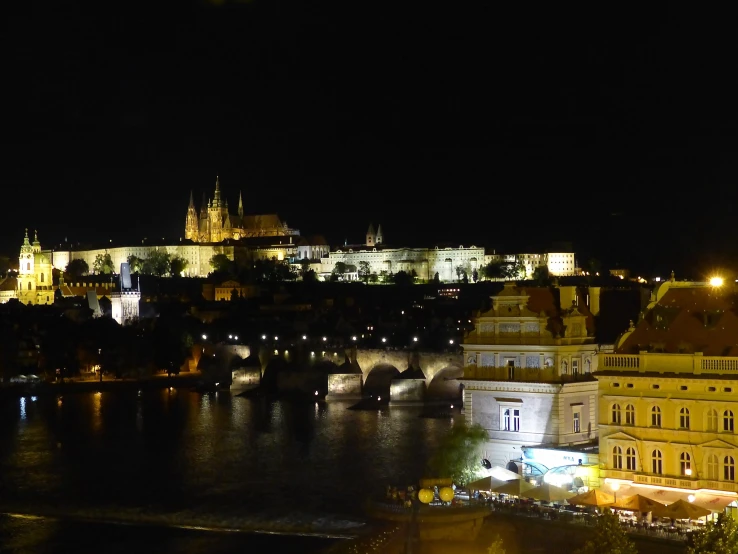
[710,276,724,287]
[202,334,207,340]
[381,337,387,343]
[611,482,620,502]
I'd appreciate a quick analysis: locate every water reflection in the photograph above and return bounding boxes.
[1,390,455,522]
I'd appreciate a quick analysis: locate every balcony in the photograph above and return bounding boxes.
[461,365,596,384]
[599,353,738,375]
[464,335,593,346]
[602,469,738,494]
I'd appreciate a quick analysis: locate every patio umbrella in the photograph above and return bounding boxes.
[522,482,575,502]
[466,475,509,491]
[567,489,615,507]
[611,494,665,513]
[651,499,711,521]
[491,479,535,497]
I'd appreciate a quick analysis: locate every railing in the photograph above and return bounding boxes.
[461,365,595,383]
[464,336,591,346]
[600,353,738,375]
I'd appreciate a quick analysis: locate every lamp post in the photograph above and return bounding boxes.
[611,482,620,503]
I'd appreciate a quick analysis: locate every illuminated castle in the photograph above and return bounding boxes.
[184,176,300,243]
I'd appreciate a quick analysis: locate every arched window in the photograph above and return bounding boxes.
[40,273,44,283]
[724,410,734,432]
[625,405,635,425]
[611,404,622,424]
[626,447,636,471]
[612,446,623,469]
[680,452,691,476]
[680,407,690,429]
[651,449,663,474]
[707,409,718,432]
[27,282,31,290]
[26,262,30,271]
[651,406,662,428]
[725,456,735,481]
[707,454,719,480]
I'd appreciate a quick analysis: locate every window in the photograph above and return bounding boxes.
[680,407,690,429]
[651,406,662,428]
[708,387,717,392]
[613,446,623,469]
[625,404,635,425]
[725,456,735,481]
[612,383,620,388]
[724,410,734,432]
[707,409,718,432]
[26,262,30,271]
[680,452,691,476]
[626,447,636,471]
[626,383,634,388]
[725,388,733,393]
[501,408,520,432]
[707,454,719,480]
[652,384,660,389]
[573,410,581,433]
[680,385,688,391]
[652,450,663,474]
[27,282,31,291]
[611,404,622,424]
[572,359,579,375]
[40,273,44,283]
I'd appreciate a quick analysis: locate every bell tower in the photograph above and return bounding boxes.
[17,229,35,304]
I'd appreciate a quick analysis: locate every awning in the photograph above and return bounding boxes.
[604,480,737,512]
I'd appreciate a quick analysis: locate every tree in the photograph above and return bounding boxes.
[573,508,637,554]
[455,265,466,282]
[488,536,506,554]
[425,422,489,486]
[687,512,738,554]
[472,268,479,283]
[480,262,503,281]
[532,265,550,285]
[143,250,172,277]
[209,253,233,274]
[170,256,189,277]
[65,258,89,279]
[392,270,413,286]
[358,261,371,283]
[127,255,144,274]
[92,252,114,275]
[332,261,348,281]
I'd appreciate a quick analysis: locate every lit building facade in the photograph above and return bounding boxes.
[597,279,738,512]
[0,229,54,305]
[318,225,577,282]
[184,176,299,243]
[460,283,602,472]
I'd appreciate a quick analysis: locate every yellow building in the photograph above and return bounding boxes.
[0,229,54,305]
[597,278,738,513]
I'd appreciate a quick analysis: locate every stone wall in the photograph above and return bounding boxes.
[326,374,363,401]
[389,379,426,404]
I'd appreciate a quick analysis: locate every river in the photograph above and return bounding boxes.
[0,388,456,552]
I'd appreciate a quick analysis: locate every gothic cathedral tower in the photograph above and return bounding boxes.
[17,229,35,304]
[184,190,198,241]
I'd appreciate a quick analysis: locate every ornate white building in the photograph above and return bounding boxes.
[460,283,602,472]
[597,278,738,513]
[0,229,54,305]
[111,263,140,325]
[317,224,577,282]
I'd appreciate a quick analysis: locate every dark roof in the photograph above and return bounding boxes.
[617,285,738,356]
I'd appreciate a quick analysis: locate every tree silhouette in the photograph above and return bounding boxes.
[65,258,89,279]
[573,508,637,554]
[426,422,488,485]
[92,252,114,275]
[687,512,738,554]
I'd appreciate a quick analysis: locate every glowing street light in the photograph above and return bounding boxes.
[449,339,454,345]
[710,276,724,287]
[322,337,327,342]
[201,334,207,340]
[302,335,307,340]
[688,494,696,503]
[611,481,620,501]
[381,337,387,343]
[413,337,418,342]
[261,335,267,340]
[351,336,357,341]
[228,334,233,339]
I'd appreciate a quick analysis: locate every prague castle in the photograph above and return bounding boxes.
[185,176,299,243]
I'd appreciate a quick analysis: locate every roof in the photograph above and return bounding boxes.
[617,285,738,356]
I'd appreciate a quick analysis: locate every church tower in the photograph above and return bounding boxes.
[111,262,141,325]
[208,176,229,242]
[366,223,376,247]
[375,224,383,245]
[185,190,198,241]
[17,229,35,304]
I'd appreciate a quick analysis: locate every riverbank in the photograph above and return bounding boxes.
[0,373,204,399]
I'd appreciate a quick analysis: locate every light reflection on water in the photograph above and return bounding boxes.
[0,390,453,525]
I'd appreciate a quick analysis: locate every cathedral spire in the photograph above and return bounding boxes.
[213,175,222,207]
[189,190,195,208]
[238,190,244,217]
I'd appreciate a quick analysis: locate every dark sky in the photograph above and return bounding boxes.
[3,3,737,278]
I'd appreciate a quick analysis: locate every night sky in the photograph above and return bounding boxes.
[3,3,736,278]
